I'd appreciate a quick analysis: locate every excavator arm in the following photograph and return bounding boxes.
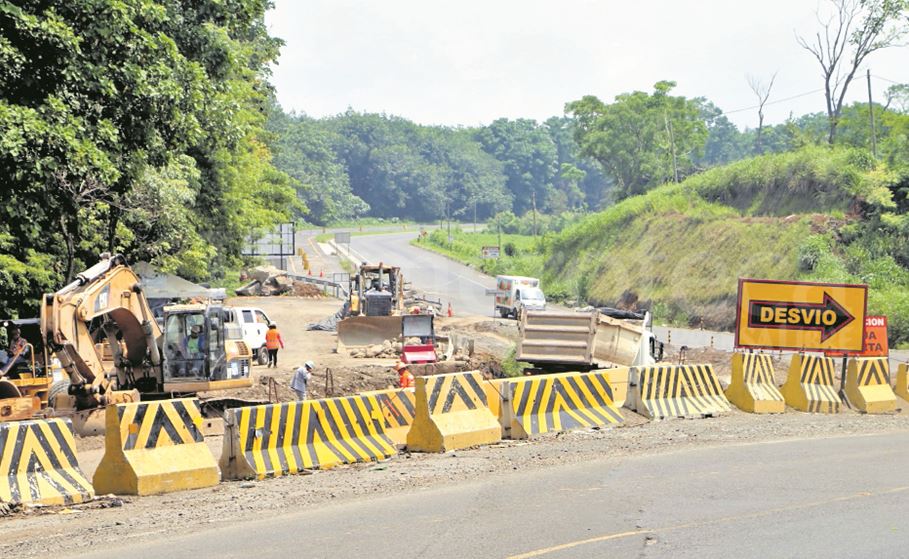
[41,254,161,409]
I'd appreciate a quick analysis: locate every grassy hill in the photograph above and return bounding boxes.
[543,146,909,343]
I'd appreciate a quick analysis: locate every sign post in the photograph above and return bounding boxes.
[481,246,500,259]
[735,278,868,353]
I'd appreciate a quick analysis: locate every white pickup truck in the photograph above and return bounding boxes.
[495,275,547,319]
[233,307,273,365]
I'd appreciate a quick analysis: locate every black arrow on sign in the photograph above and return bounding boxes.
[747,292,855,342]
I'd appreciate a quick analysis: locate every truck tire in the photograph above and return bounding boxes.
[256,346,269,366]
[47,379,71,409]
[499,308,510,319]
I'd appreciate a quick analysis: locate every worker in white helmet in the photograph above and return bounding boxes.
[291,361,314,400]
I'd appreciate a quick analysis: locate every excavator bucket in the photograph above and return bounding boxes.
[337,316,404,352]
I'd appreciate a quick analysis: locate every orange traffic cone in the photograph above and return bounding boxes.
[447,302,453,317]
[308,268,312,276]
[319,269,324,278]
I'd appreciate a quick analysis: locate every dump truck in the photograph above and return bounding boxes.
[40,254,253,434]
[517,308,664,373]
[495,275,546,319]
[337,263,406,351]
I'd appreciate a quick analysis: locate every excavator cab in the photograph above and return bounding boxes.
[161,304,252,392]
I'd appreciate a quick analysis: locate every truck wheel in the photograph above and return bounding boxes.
[256,346,269,366]
[47,379,71,409]
[499,308,509,318]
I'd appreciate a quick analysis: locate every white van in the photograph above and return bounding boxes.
[495,275,546,319]
[234,307,273,365]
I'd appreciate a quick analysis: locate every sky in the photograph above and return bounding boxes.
[265,0,908,130]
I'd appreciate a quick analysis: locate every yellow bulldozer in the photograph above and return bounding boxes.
[336,263,406,352]
[0,254,253,434]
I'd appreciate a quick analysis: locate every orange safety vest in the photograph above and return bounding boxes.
[265,329,283,350]
[398,369,414,389]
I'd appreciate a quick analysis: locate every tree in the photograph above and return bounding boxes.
[797,0,907,144]
[567,81,708,199]
[474,119,558,214]
[747,72,778,154]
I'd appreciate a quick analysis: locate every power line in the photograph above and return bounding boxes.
[719,88,825,117]
[871,74,906,85]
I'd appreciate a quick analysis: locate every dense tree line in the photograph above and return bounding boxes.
[0,1,296,316]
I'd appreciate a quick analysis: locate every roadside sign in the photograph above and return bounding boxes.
[735,278,867,352]
[826,315,889,357]
[334,232,351,244]
[481,246,500,259]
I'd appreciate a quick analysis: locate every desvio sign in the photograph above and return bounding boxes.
[826,315,889,358]
[735,278,867,352]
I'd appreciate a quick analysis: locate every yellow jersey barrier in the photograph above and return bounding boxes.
[631,364,731,420]
[221,394,397,480]
[725,353,785,414]
[779,354,842,413]
[0,418,94,506]
[406,371,501,452]
[844,357,896,414]
[359,388,416,446]
[895,363,909,402]
[93,398,218,495]
[497,371,624,439]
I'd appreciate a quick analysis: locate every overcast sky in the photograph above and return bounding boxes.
[265,0,908,130]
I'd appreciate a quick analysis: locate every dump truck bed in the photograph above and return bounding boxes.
[517,310,647,368]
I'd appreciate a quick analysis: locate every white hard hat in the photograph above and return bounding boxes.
[305,361,315,369]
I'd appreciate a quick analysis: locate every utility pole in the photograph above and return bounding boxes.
[665,112,679,183]
[867,69,877,158]
[531,191,538,240]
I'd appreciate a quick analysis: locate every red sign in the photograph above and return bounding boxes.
[826,315,888,357]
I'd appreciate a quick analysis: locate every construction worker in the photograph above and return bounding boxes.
[394,361,414,389]
[291,361,314,400]
[265,323,284,368]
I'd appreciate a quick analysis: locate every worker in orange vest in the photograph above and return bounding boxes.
[265,323,285,368]
[394,361,414,389]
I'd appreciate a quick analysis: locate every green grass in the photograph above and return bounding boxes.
[313,228,418,243]
[413,228,545,279]
[540,146,909,339]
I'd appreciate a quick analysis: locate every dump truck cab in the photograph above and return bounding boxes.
[161,303,252,392]
[349,263,403,317]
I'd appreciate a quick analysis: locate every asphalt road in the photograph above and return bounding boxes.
[66,430,909,559]
[352,231,497,316]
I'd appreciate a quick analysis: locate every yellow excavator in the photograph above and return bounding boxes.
[35,254,253,434]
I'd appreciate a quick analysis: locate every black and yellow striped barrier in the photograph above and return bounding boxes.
[780,354,841,413]
[406,371,501,452]
[221,394,397,480]
[0,418,94,506]
[93,398,219,495]
[725,353,785,414]
[359,388,416,446]
[496,371,624,439]
[844,357,896,413]
[896,364,909,403]
[630,364,731,420]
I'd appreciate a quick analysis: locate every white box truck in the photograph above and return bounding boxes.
[495,275,546,319]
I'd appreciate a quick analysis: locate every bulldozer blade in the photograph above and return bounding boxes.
[337,316,404,351]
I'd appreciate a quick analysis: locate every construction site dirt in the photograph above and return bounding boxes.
[6,295,909,557]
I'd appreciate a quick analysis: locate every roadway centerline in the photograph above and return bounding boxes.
[506,485,909,558]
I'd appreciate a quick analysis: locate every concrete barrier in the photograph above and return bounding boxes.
[779,354,841,413]
[630,364,731,420]
[406,371,501,452]
[93,398,218,495]
[221,394,397,480]
[895,363,909,403]
[0,418,94,506]
[497,371,624,439]
[844,357,896,413]
[725,353,785,413]
[359,388,416,446]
